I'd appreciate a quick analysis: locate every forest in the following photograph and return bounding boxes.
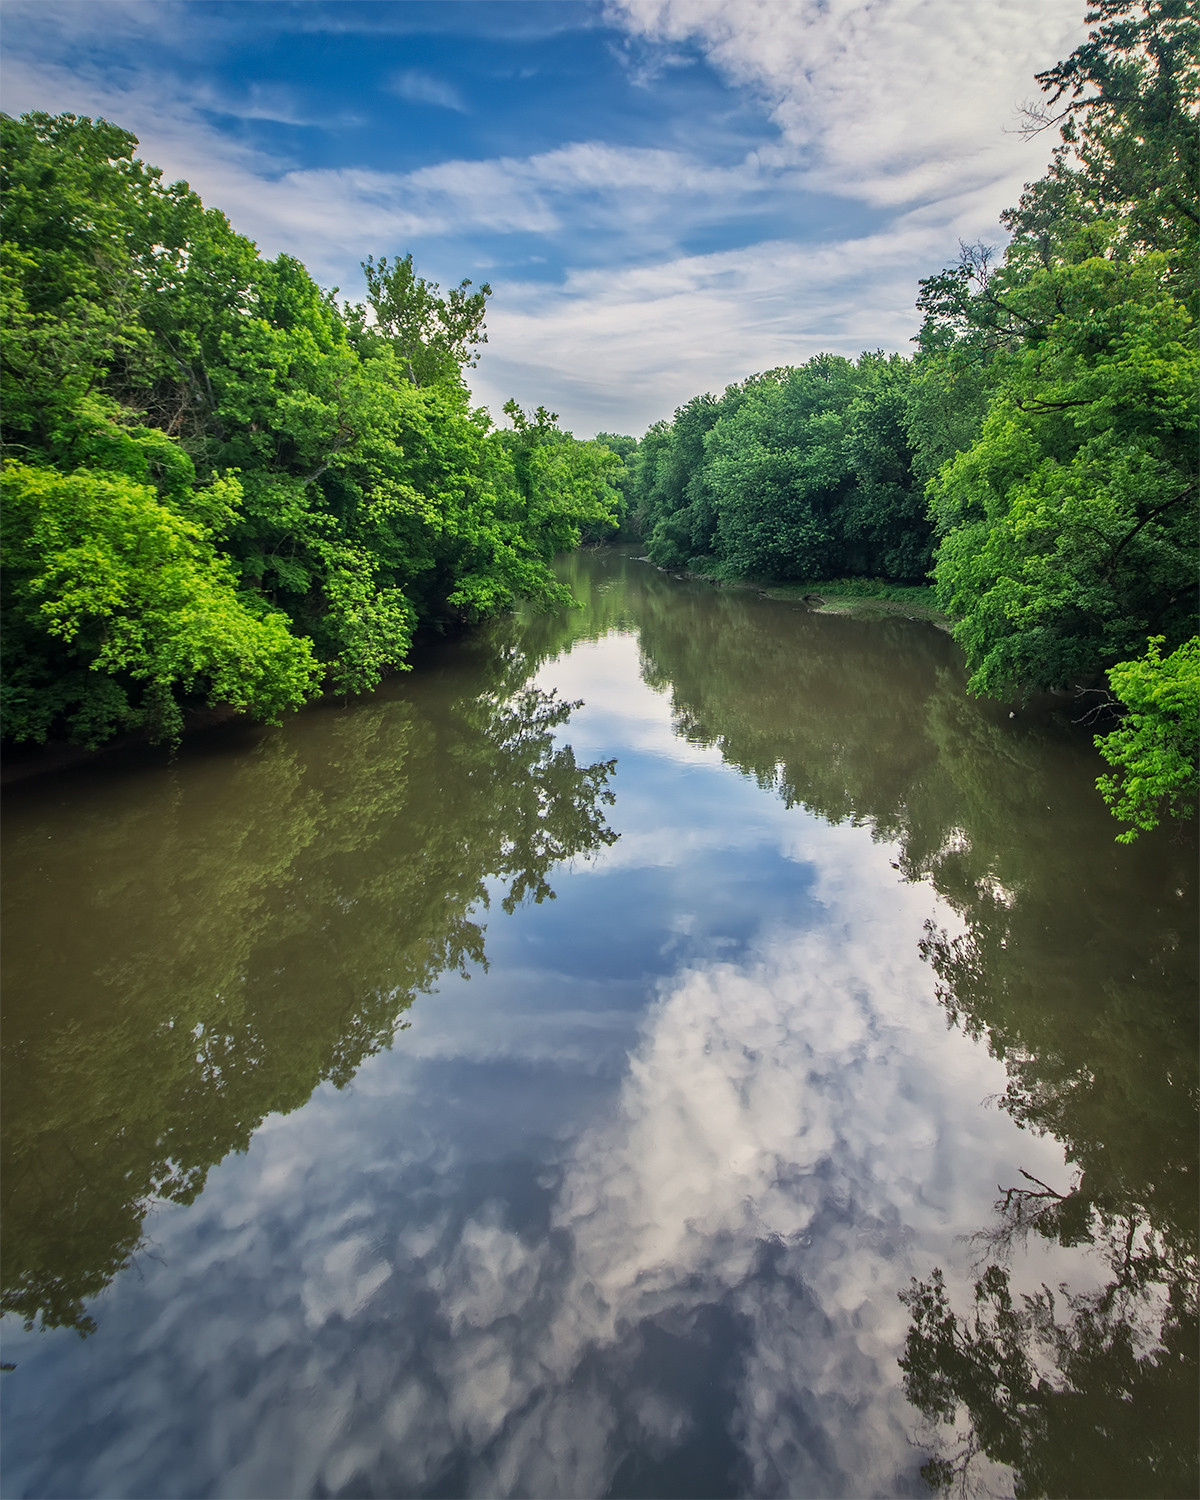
[0,115,622,749]
[1,0,1196,840]
[610,0,1198,842]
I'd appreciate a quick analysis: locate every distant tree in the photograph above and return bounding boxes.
[706,358,858,579]
[588,432,639,540]
[841,353,931,580]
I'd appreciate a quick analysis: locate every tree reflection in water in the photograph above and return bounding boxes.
[900,1202,1197,1498]
[901,868,1197,1496]
[4,550,1195,1497]
[1,638,617,1338]
[587,552,1198,1500]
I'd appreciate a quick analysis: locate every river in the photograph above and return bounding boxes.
[2,548,1196,1499]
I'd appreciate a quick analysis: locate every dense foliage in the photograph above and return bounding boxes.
[1096,634,1200,841]
[618,353,933,583]
[611,0,1197,839]
[2,2,1195,837]
[0,112,620,747]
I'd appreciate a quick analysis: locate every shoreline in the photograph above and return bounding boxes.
[632,553,953,629]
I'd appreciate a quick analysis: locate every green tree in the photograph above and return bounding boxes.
[348,252,492,388]
[0,112,207,463]
[930,244,1197,698]
[498,400,622,563]
[643,392,725,566]
[1,461,317,746]
[588,431,639,540]
[1,112,620,744]
[631,355,931,584]
[1017,0,1199,298]
[706,359,858,579]
[1096,634,1199,840]
[913,2,1198,843]
[841,352,932,580]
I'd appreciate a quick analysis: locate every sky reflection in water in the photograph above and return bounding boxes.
[1,558,1193,1500]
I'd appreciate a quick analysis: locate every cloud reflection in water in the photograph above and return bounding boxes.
[1,631,1084,1500]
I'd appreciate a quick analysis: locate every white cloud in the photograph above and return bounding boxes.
[389,68,468,113]
[474,0,1093,429]
[188,80,345,128]
[471,224,947,432]
[1,0,174,46]
[471,0,1093,431]
[0,49,782,291]
[608,0,1087,207]
[1,1,1096,433]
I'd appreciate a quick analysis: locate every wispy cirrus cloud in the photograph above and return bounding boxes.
[470,206,985,432]
[0,46,798,277]
[389,68,468,113]
[1,0,1093,434]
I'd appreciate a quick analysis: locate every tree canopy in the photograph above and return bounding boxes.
[0,111,620,747]
[2,1,1195,837]
[611,0,1197,840]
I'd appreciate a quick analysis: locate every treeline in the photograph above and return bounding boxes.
[603,0,1198,840]
[0,113,621,748]
[1,4,1195,839]
[625,351,938,582]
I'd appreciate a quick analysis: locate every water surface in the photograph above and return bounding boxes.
[3,550,1196,1498]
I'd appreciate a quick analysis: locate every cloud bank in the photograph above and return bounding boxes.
[1,0,1089,432]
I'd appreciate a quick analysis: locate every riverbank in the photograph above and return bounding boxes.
[633,551,952,628]
[0,703,259,786]
[0,559,965,789]
[0,619,472,786]
[757,578,950,627]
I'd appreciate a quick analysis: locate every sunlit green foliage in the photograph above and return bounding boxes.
[929,244,1197,698]
[498,399,622,565]
[1,460,317,746]
[1096,634,1199,840]
[1018,0,1199,306]
[350,251,491,388]
[916,1,1198,839]
[0,111,619,744]
[707,359,857,579]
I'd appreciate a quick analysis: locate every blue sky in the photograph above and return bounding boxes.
[3,0,1088,435]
